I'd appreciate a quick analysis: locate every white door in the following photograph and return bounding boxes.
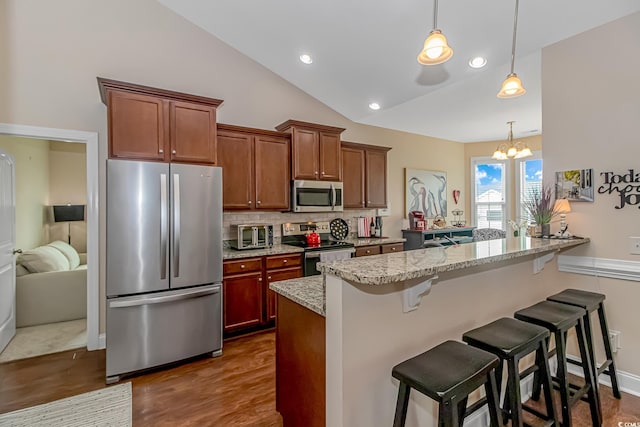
[0,149,16,353]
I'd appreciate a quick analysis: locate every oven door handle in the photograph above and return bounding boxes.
[305,252,321,259]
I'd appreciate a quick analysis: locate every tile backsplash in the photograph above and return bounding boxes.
[222,209,379,241]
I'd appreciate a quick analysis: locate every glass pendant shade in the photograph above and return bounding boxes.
[514,146,532,158]
[417,30,453,65]
[497,73,526,98]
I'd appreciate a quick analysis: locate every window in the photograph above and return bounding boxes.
[471,157,509,230]
[516,153,542,224]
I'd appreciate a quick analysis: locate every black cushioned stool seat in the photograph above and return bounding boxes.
[463,317,558,427]
[392,340,501,427]
[515,301,601,427]
[547,289,621,399]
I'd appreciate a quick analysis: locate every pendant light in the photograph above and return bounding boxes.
[497,0,526,98]
[417,0,453,65]
[492,121,532,160]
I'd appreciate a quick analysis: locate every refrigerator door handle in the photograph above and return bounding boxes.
[173,173,180,278]
[160,173,168,280]
[108,286,220,308]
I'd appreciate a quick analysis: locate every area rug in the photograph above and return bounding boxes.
[0,382,132,427]
[0,319,86,363]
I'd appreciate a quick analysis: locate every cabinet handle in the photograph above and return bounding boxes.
[172,150,177,154]
[392,247,396,251]
[159,149,164,154]
[248,201,252,205]
[257,200,261,205]
[366,250,371,254]
[268,276,272,280]
[258,277,262,282]
[315,171,318,175]
[321,171,325,175]
[240,264,245,269]
[283,259,288,263]
[367,200,371,204]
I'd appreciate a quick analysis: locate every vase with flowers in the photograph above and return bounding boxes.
[523,185,561,237]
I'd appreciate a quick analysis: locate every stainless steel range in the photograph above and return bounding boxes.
[281,221,355,276]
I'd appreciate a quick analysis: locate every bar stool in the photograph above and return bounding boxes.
[391,340,501,427]
[547,288,621,399]
[462,317,558,427]
[515,301,601,427]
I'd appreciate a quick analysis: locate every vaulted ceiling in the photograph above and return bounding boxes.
[158,0,640,142]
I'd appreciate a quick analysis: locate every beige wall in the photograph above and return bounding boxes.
[0,135,49,250]
[464,135,542,224]
[0,0,465,333]
[542,12,640,375]
[48,141,87,252]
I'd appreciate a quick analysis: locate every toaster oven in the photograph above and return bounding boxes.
[230,224,274,250]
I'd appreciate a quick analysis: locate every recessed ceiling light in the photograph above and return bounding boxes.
[368,102,381,111]
[299,54,313,64]
[468,56,487,69]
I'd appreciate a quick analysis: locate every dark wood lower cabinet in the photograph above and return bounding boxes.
[276,295,325,427]
[223,254,302,336]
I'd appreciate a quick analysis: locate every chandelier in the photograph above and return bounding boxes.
[491,121,532,160]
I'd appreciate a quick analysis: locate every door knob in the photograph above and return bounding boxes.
[13,249,22,255]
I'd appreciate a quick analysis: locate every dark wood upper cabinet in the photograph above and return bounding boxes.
[341,146,366,208]
[341,141,391,209]
[217,124,290,211]
[275,120,345,181]
[98,77,223,165]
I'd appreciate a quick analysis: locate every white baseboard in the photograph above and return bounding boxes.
[558,255,640,282]
[566,354,640,397]
[98,333,106,350]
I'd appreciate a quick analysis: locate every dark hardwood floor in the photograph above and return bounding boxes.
[1,330,639,426]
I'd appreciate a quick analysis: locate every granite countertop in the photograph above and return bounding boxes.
[318,237,590,286]
[223,244,304,260]
[269,275,325,316]
[345,237,406,246]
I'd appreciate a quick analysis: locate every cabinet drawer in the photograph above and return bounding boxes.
[223,258,262,275]
[355,245,381,257]
[265,254,302,270]
[381,243,404,254]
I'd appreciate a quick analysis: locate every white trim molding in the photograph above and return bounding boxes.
[99,333,106,350]
[0,123,101,351]
[558,255,640,282]
[566,354,640,397]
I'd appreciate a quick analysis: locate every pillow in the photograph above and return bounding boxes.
[17,245,70,273]
[48,240,81,269]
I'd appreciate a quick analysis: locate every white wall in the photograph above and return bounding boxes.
[0,0,464,332]
[542,11,640,375]
[0,135,49,250]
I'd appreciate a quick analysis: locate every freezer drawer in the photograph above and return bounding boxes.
[106,284,222,381]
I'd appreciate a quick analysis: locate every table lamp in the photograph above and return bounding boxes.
[553,199,571,238]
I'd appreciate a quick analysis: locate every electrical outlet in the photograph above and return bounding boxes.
[609,330,621,353]
[629,237,640,255]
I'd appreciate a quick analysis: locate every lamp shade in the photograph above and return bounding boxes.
[51,205,85,222]
[554,199,571,214]
[497,73,526,98]
[417,30,453,65]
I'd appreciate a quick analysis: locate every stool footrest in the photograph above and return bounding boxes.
[522,404,552,422]
[464,397,488,418]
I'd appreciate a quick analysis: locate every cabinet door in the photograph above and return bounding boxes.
[366,149,387,208]
[223,272,263,333]
[217,130,254,210]
[291,128,319,180]
[107,90,168,161]
[255,135,290,210]
[169,101,217,165]
[319,132,342,181]
[266,267,303,322]
[341,147,365,208]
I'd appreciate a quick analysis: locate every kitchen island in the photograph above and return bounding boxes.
[270,236,589,427]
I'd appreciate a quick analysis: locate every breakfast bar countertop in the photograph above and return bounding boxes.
[318,237,589,286]
[269,275,325,316]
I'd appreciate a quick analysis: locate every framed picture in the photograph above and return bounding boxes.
[405,168,447,218]
[555,168,594,202]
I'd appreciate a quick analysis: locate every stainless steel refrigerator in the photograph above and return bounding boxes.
[106,159,223,383]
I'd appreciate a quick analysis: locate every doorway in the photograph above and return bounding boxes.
[0,123,99,354]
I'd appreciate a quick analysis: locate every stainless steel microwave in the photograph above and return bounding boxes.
[291,180,343,213]
[230,224,274,250]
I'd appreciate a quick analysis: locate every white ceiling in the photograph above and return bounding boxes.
[157,0,640,143]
